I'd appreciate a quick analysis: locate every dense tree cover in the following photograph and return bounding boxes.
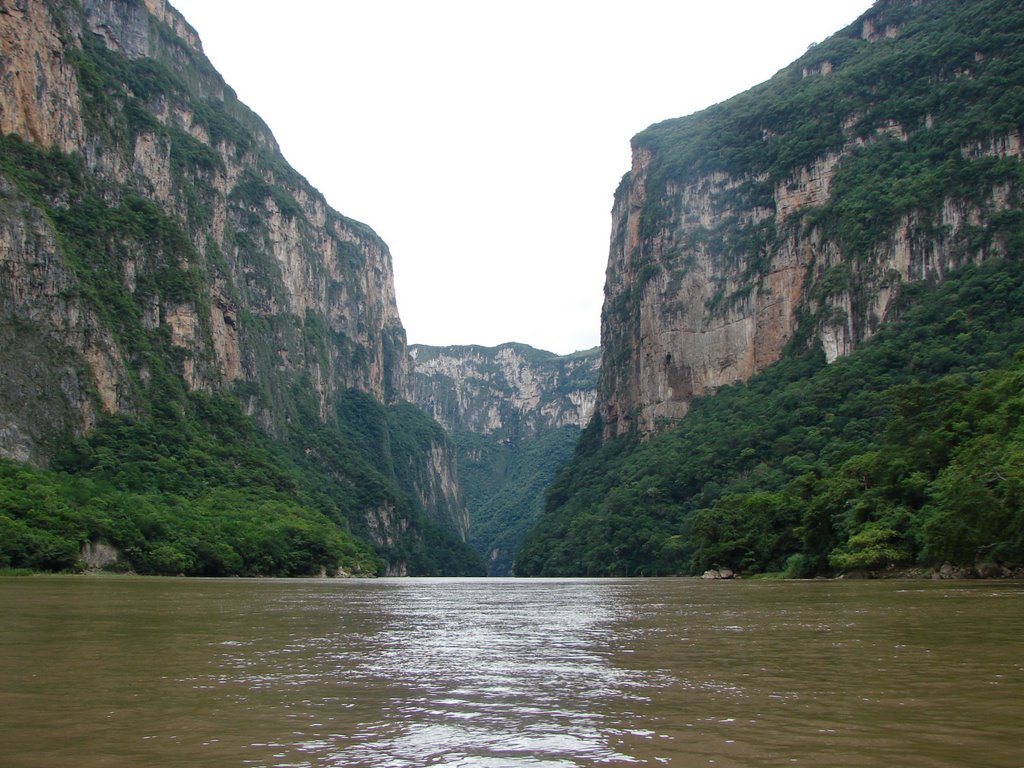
[0,383,485,576]
[0,393,374,575]
[516,259,1024,576]
[456,426,581,576]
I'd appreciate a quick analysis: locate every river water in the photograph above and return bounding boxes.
[0,576,1021,767]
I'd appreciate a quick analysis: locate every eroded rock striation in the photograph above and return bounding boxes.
[0,0,468,568]
[599,0,1024,440]
[410,342,599,438]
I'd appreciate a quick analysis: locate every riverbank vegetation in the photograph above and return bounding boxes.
[0,387,484,577]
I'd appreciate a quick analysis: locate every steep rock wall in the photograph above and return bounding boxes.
[599,0,1024,439]
[0,0,461,558]
[0,0,409,434]
[0,0,85,150]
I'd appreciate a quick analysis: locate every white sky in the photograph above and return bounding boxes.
[169,0,872,355]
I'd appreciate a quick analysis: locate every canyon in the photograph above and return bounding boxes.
[3,0,1023,579]
[410,343,599,574]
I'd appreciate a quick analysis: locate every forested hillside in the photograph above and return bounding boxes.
[455,425,582,576]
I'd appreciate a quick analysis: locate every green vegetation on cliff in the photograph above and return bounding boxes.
[610,0,1024,361]
[457,426,581,576]
[516,258,1024,576]
[636,0,1024,210]
[0,379,486,577]
[0,398,378,576]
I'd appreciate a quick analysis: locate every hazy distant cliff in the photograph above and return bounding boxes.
[0,0,476,574]
[410,343,599,574]
[599,0,1024,439]
[410,343,599,438]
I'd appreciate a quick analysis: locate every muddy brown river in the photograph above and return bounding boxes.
[1,576,1021,767]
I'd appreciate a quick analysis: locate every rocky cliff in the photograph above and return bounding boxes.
[599,0,1024,439]
[410,343,599,438]
[0,0,474,573]
[410,343,599,574]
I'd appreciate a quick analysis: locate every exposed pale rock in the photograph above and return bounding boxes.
[861,17,901,41]
[0,0,84,151]
[0,178,123,458]
[412,442,470,541]
[80,540,121,570]
[801,60,833,78]
[962,130,1024,160]
[600,118,1021,439]
[410,343,600,436]
[133,132,173,205]
[0,422,33,464]
[774,153,842,222]
[210,291,242,382]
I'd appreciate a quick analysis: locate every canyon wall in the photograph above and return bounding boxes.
[410,343,599,438]
[598,0,1024,439]
[0,0,468,564]
[410,343,600,574]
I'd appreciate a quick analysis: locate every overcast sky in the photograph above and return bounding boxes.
[170,0,872,355]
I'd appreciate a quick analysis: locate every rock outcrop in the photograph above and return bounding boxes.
[598,0,1024,440]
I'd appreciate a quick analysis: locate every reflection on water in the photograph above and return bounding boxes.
[1,577,1022,767]
[214,580,652,767]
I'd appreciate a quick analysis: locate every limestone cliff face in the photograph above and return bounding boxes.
[599,0,1024,439]
[412,440,469,541]
[0,0,85,151]
[0,176,118,462]
[0,0,461,557]
[1,1,408,433]
[410,343,600,439]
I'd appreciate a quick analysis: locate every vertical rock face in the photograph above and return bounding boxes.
[0,0,465,564]
[0,1,85,150]
[598,0,1024,440]
[410,343,600,438]
[415,440,470,541]
[0,0,410,446]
